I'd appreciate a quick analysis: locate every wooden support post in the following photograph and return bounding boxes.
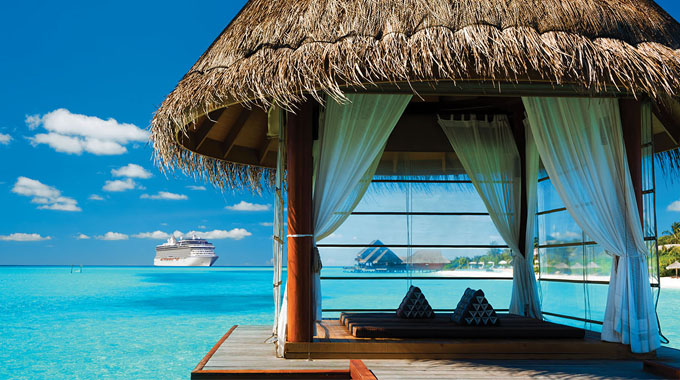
[620,99,644,225]
[511,108,528,256]
[286,101,315,343]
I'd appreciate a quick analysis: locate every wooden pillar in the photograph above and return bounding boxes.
[511,108,528,256]
[286,101,314,343]
[619,99,644,224]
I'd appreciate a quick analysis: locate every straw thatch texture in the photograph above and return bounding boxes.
[152,0,680,190]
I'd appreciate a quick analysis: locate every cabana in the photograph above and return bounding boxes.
[151,0,680,365]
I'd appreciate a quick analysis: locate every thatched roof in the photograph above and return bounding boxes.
[356,240,403,266]
[151,0,680,190]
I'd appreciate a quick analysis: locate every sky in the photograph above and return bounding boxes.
[0,1,679,266]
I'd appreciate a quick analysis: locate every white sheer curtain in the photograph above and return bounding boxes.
[437,115,542,319]
[522,97,659,353]
[511,125,542,318]
[312,93,412,321]
[276,93,411,357]
[269,105,286,341]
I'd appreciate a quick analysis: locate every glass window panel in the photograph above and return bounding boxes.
[641,145,654,191]
[583,243,613,279]
[583,282,609,324]
[318,246,409,269]
[541,280,608,332]
[540,280,586,322]
[320,276,513,314]
[410,215,503,246]
[320,215,408,246]
[538,246,589,279]
[362,182,489,213]
[320,278,407,312]
[537,178,565,212]
[410,182,487,213]
[647,242,659,285]
[356,184,407,212]
[319,247,514,277]
[543,315,603,333]
[643,192,655,238]
[413,279,513,311]
[538,211,583,246]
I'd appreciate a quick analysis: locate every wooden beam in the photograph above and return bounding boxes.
[652,102,680,148]
[620,99,644,224]
[192,325,238,372]
[286,101,315,343]
[258,138,276,166]
[349,360,377,380]
[191,109,225,151]
[221,109,252,159]
[643,360,680,379]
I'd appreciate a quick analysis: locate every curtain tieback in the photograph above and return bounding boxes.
[287,234,314,238]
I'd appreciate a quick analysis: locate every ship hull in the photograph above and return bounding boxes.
[154,256,218,267]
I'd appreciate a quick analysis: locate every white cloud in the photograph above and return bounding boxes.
[187,185,207,191]
[225,201,271,211]
[0,233,51,242]
[30,133,85,154]
[197,225,207,229]
[103,178,136,192]
[112,163,152,179]
[140,191,188,200]
[0,133,11,145]
[179,228,252,240]
[26,108,149,155]
[260,222,273,227]
[89,194,104,201]
[12,177,81,212]
[668,201,680,212]
[96,232,129,240]
[76,234,90,240]
[133,231,170,240]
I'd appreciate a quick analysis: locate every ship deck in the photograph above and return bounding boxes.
[191,324,680,379]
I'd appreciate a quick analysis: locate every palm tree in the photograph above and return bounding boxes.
[661,222,680,245]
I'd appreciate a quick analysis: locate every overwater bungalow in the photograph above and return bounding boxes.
[151,0,680,378]
[354,240,405,272]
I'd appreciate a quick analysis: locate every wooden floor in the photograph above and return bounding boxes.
[284,319,655,360]
[193,325,349,379]
[192,325,680,379]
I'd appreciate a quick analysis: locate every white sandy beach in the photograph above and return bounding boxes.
[660,277,680,289]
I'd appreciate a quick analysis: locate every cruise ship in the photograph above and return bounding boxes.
[154,235,219,266]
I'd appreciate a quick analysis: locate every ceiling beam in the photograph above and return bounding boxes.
[652,103,680,150]
[190,109,225,151]
[221,109,252,159]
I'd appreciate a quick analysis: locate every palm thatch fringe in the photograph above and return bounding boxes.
[657,148,680,180]
[151,0,680,189]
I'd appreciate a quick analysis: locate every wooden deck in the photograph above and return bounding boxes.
[192,325,680,379]
[192,325,376,379]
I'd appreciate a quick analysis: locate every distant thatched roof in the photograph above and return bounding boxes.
[356,240,403,265]
[402,250,451,264]
[152,0,680,189]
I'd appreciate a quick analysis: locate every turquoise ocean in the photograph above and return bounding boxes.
[1,266,679,380]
